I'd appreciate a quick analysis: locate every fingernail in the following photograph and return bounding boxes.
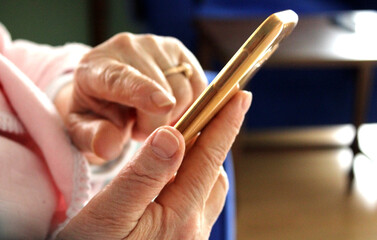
[151,129,179,159]
[242,91,252,111]
[151,91,176,108]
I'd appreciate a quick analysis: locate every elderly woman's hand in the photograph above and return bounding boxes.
[55,33,207,162]
[57,91,251,240]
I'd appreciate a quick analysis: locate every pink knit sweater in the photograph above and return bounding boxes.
[0,24,131,239]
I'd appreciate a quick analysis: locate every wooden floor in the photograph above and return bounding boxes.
[233,124,377,240]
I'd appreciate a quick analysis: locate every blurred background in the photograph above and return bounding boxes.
[1,0,377,239]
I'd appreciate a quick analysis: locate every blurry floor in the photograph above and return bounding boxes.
[233,124,377,240]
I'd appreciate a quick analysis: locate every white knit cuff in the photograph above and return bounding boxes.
[44,72,74,101]
[89,140,140,189]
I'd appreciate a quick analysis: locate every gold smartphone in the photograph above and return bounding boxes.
[174,10,298,144]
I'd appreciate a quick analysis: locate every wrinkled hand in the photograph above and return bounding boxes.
[56,33,207,162]
[58,91,252,240]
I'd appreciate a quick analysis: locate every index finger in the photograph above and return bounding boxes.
[75,59,176,115]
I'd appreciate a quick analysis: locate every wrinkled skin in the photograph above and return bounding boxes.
[58,91,251,240]
[54,33,252,239]
[55,33,207,163]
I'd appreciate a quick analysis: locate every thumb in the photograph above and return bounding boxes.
[61,126,185,239]
[103,126,185,221]
[68,113,133,161]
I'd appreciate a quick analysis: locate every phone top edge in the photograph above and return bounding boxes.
[242,10,298,53]
[273,10,299,38]
[212,10,298,91]
[274,10,299,27]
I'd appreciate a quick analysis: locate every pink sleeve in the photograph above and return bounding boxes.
[2,29,90,91]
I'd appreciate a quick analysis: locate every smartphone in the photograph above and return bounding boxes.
[174,10,298,144]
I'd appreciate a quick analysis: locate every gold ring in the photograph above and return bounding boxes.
[163,62,193,79]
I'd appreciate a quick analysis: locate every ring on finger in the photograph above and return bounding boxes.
[163,62,193,79]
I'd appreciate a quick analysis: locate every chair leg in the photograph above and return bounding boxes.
[347,135,360,194]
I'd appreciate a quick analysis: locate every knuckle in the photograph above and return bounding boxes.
[184,172,208,206]
[124,163,164,190]
[167,36,183,47]
[67,114,81,133]
[183,215,203,239]
[142,33,160,44]
[74,63,85,77]
[83,206,124,232]
[77,51,92,64]
[74,61,91,84]
[197,143,227,171]
[105,33,136,56]
[126,72,146,94]
[164,36,184,52]
[177,214,203,239]
[128,209,162,239]
[140,34,163,53]
[123,71,152,103]
[160,208,203,240]
[111,32,133,48]
[100,63,124,93]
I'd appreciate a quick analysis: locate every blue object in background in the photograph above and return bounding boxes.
[137,0,197,50]
[210,152,236,240]
[204,71,236,240]
[244,68,356,129]
[196,0,355,18]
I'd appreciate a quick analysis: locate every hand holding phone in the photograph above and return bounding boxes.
[174,10,298,144]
